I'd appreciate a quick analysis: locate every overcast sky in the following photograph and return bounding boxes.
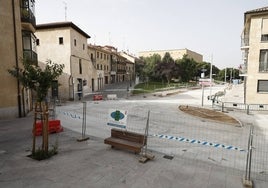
[36,0,268,69]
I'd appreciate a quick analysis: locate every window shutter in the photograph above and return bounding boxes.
[262,18,268,34]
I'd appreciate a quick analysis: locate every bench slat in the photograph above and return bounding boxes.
[104,137,143,153]
[104,129,147,154]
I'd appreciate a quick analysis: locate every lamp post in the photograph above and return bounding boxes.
[201,68,207,107]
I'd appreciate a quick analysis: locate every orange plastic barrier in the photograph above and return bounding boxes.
[93,94,103,101]
[34,120,63,136]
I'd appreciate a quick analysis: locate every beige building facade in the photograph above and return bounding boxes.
[138,48,203,62]
[35,22,94,101]
[88,45,111,90]
[241,7,268,104]
[0,0,37,119]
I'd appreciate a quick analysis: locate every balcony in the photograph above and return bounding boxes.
[23,50,38,65]
[21,8,36,27]
[21,0,36,29]
[239,64,247,76]
[117,69,126,74]
[241,35,249,49]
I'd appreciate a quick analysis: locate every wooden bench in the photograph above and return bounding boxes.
[104,128,147,154]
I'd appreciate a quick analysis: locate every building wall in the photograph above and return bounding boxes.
[138,48,203,62]
[36,28,71,100]
[88,45,111,87]
[36,25,94,101]
[245,15,268,104]
[0,0,23,119]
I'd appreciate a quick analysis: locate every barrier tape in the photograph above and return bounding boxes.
[58,111,246,152]
[151,134,246,152]
[59,111,82,120]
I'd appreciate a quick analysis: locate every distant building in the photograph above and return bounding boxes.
[88,45,133,85]
[138,48,203,62]
[241,6,268,104]
[0,0,37,119]
[36,22,93,101]
[88,44,111,89]
[120,51,135,83]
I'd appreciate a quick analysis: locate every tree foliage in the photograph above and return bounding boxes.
[138,52,234,84]
[8,59,64,102]
[176,55,197,82]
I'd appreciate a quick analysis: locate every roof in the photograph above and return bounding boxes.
[36,22,90,38]
[245,6,268,14]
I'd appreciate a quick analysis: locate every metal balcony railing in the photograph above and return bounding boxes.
[241,35,249,47]
[21,8,36,27]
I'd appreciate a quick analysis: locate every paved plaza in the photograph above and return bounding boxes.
[1,84,268,188]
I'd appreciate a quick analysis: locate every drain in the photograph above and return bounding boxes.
[163,155,174,160]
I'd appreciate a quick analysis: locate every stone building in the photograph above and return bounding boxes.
[138,48,203,62]
[0,0,37,119]
[35,22,93,101]
[241,6,268,104]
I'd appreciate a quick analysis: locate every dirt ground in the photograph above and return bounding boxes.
[179,105,240,125]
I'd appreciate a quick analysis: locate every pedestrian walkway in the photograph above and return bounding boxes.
[0,116,251,188]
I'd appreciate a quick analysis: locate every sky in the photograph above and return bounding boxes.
[35,0,268,69]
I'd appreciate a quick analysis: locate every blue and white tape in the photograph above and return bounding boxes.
[60,111,82,120]
[151,134,246,152]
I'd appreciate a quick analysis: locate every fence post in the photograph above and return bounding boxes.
[77,102,89,142]
[221,102,224,112]
[243,124,253,187]
[247,105,250,115]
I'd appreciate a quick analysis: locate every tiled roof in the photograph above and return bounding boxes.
[245,6,268,14]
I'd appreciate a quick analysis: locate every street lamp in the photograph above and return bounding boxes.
[201,68,207,107]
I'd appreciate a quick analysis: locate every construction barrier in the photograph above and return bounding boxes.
[93,94,103,101]
[34,119,63,136]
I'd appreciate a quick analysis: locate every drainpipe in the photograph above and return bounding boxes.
[12,0,22,117]
[70,55,74,100]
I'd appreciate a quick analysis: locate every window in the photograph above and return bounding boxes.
[83,44,85,50]
[59,37,63,44]
[97,64,99,69]
[257,80,268,92]
[261,34,268,42]
[79,59,82,74]
[104,54,106,60]
[97,52,99,58]
[259,50,268,72]
[261,18,268,42]
[22,30,37,64]
[100,53,103,59]
[74,39,76,46]
[36,39,39,46]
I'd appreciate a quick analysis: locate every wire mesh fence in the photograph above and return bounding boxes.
[55,101,268,183]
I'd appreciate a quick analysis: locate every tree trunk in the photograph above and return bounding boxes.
[32,102,49,155]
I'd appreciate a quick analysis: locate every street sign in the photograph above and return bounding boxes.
[107,109,128,128]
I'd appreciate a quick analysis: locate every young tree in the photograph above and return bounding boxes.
[8,58,64,156]
[8,59,64,102]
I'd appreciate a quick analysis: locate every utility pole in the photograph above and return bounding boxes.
[209,54,213,98]
[224,68,227,83]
